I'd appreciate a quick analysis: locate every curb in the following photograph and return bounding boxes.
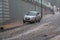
[0,21,23,30]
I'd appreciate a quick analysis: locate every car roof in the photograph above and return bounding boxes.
[29,11,39,13]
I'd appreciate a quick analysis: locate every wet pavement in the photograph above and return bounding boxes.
[0,12,60,40]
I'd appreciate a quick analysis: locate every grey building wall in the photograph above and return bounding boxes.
[0,0,59,24]
[9,0,41,22]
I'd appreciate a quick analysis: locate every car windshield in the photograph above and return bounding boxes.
[26,12,37,16]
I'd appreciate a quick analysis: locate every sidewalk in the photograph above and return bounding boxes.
[0,14,53,30]
[0,21,23,29]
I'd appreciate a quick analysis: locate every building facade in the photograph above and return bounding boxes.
[0,0,57,24]
[0,0,10,24]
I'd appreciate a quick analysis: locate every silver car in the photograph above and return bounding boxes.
[23,11,41,23]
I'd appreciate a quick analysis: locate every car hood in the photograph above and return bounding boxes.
[24,15,36,18]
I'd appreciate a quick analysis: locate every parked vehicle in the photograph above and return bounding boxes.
[23,11,41,23]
